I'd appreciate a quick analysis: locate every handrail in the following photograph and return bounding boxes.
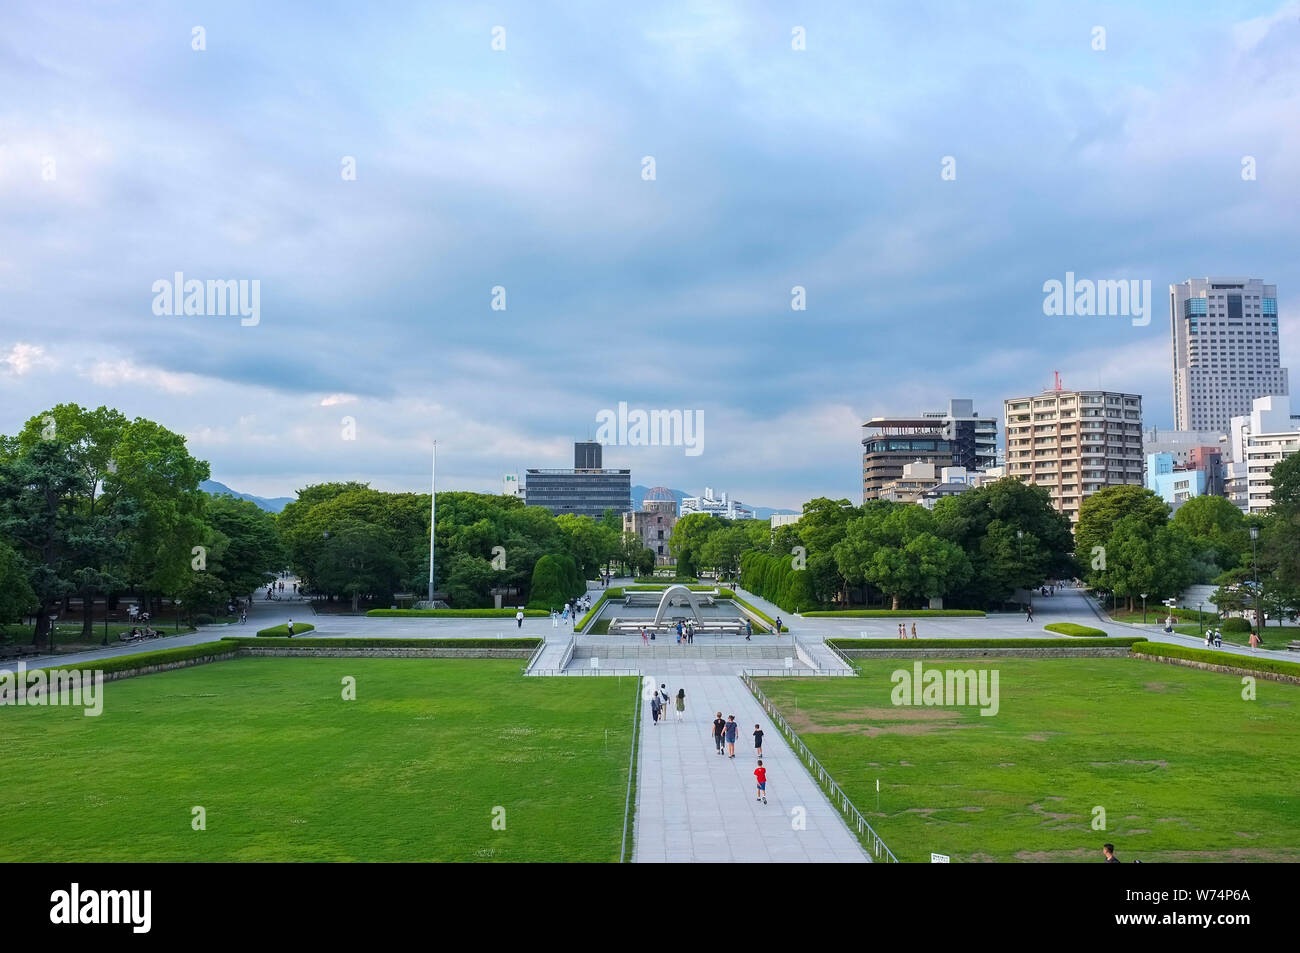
[619,672,641,863]
[522,637,548,674]
[557,633,577,671]
[742,672,900,863]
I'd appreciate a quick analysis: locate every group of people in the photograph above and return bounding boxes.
[1203,628,1225,649]
[897,622,918,639]
[647,687,771,804]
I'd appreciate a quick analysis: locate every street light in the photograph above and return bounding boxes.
[175,598,182,633]
[1198,602,1203,637]
[1140,592,1148,624]
[1249,525,1260,633]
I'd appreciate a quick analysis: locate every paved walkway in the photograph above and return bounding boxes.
[633,667,868,863]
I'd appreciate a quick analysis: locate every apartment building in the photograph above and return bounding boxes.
[1004,388,1144,523]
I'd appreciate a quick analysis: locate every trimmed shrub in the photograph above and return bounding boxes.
[739,550,814,613]
[194,613,216,626]
[576,588,622,631]
[33,641,239,676]
[527,554,584,609]
[1130,640,1300,678]
[633,576,698,584]
[223,637,541,649]
[1043,623,1107,638]
[366,608,547,618]
[256,623,316,637]
[804,609,986,618]
[1221,617,1252,633]
[829,637,1143,649]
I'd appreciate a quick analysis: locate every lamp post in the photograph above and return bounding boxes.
[175,598,182,633]
[1198,602,1203,638]
[1249,525,1260,632]
[1140,592,1148,624]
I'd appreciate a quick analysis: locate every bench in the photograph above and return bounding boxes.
[1286,641,1300,653]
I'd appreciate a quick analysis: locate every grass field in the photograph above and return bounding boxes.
[759,657,1300,862]
[0,658,637,861]
[1,622,197,648]
[1171,623,1300,648]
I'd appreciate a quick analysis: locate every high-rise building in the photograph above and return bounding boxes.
[1004,387,1143,523]
[1224,395,1300,514]
[860,399,997,501]
[1170,277,1287,434]
[524,442,631,518]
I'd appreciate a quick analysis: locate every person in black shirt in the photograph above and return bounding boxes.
[1102,843,1120,863]
[753,724,764,757]
[712,712,726,755]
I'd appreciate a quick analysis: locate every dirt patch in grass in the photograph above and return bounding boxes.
[1025,731,1064,741]
[787,705,959,737]
[1028,802,1080,822]
[1091,759,1168,769]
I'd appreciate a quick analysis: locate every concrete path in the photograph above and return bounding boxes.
[632,666,868,863]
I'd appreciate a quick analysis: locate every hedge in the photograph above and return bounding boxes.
[1043,623,1108,638]
[528,553,585,609]
[829,637,1143,649]
[1129,640,1300,678]
[365,608,548,618]
[223,637,542,649]
[255,623,316,637]
[31,641,240,676]
[739,550,814,613]
[633,577,698,584]
[804,609,986,618]
[622,584,717,592]
[576,589,622,631]
[1221,617,1252,633]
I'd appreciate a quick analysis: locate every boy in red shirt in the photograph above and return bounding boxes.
[754,760,767,804]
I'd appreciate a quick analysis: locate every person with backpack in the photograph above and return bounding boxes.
[650,692,661,725]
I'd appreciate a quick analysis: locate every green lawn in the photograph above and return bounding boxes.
[759,657,1300,862]
[1169,624,1299,648]
[0,658,637,861]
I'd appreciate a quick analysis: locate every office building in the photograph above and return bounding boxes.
[861,398,997,501]
[1224,395,1300,514]
[1004,387,1143,523]
[524,442,631,518]
[1170,277,1287,434]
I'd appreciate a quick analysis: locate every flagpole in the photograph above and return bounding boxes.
[434,439,444,603]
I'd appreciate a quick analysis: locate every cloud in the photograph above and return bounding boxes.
[0,342,55,376]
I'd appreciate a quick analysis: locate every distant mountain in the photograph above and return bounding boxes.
[630,485,798,521]
[201,480,294,513]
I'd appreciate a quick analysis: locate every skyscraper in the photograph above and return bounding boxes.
[1170,277,1287,434]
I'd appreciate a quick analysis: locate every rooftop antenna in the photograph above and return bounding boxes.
[1053,370,1064,392]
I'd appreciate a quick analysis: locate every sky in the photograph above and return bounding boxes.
[2,0,1298,510]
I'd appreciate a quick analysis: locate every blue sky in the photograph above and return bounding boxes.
[2,0,1298,509]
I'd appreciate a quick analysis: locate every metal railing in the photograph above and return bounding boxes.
[558,633,577,670]
[792,634,855,676]
[522,638,548,674]
[742,672,900,863]
[822,637,857,672]
[619,675,641,863]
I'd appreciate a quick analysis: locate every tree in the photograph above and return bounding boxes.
[527,554,583,609]
[1075,486,1170,571]
[700,525,750,582]
[314,520,405,612]
[1171,495,1248,574]
[668,513,721,576]
[0,538,36,624]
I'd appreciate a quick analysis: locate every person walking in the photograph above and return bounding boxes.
[650,693,661,725]
[516,609,524,629]
[1249,630,1262,649]
[640,627,649,645]
[725,715,738,758]
[753,723,764,758]
[774,616,782,633]
[286,618,295,638]
[687,626,693,644]
[745,620,753,640]
[674,688,685,722]
[1025,604,1034,622]
[911,622,918,639]
[712,712,726,755]
[754,760,768,804]
[239,608,247,625]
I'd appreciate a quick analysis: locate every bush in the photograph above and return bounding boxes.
[34,641,239,676]
[1221,617,1252,633]
[1043,623,1107,638]
[255,623,316,637]
[223,637,541,649]
[366,608,547,618]
[633,576,698,584]
[739,550,815,613]
[829,637,1142,649]
[1130,640,1300,678]
[804,609,986,618]
[575,589,621,631]
[527,554,584,609]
